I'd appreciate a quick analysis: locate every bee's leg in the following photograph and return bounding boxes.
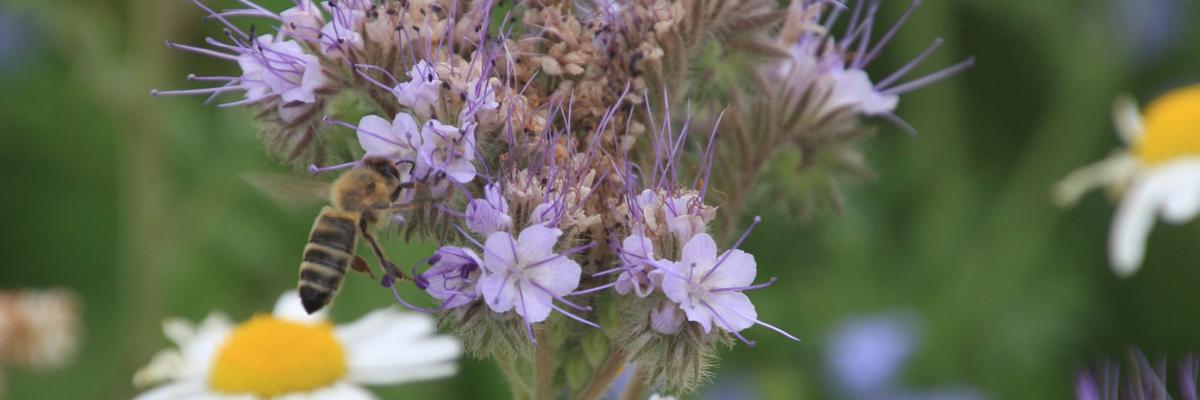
[389,181,415,203]
[350,255,375,278]
[359,218,408,282]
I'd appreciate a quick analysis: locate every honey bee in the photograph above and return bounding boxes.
[244,156,411,314]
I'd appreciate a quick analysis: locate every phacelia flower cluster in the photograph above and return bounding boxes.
[155,0,969,396]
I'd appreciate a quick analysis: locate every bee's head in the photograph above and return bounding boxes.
[363,157,401,183]
[333,157,405,212]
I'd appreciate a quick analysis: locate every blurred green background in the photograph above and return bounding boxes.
[1,0,1198,399]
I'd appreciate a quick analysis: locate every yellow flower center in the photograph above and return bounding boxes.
[209,315,347,397]
[1135,84,1200,165]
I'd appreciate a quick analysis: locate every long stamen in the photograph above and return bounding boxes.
[308,160,358,175]
[217,93,274,107]
[527,281,593,313]
[452,225,487,251]
[876,38,943,88]
[165,40,239,61]
[516,283,538,343]
[698,109,726,199]
[526,242,597,269]
[235,0,279,18]
[352,65,396,91]
[861,0,920,66]
[713,296,801,342]
[151,86,244,97]
[703,216,762,282]
[881,57,976,95]
[209,9,277,19]
[187,74,239,82]
[571,281,619,295]
[550,303,600,328]
[849,1,879,68]
[878,112,918,136]
[191,0,248,38]
[711,277,778,293]
[591,266,625,277]
[700,300,756,347]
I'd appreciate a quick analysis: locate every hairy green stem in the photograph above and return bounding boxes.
[577,349,631,400]
[498,354,531,400]
[533,326,555,400]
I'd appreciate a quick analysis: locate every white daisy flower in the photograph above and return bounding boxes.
[132,291,461,400]
[1055,84,1200,277]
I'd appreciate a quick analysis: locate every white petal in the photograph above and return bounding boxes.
[526,256,582,297]
[1110,191,1157,276]
[132,380,211,400]
[335,308,435,345]
[680,233,718,269]
[703,249,756,289]
[1052,153,1137,207]
[482,232,518,274]
[133,349,186,387]
[346,361,459,386]
[1109,159,1200,276]
[343,334,460,372]
[162,317,197,347]
[277,383,376,400]
[515,225,562,264]
[1112,95,1143,145]
[707,292,757,332]
[621,235,655,260]
[178,313,233,379]
[513,281,555,322]
[273,290,327,324]
[479,269,517,312]
[357,115,400,156]
[1154,160,1200,223]
[391,113,420,149]
[344,336,461,384]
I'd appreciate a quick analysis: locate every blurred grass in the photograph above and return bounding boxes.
[1,0,1199,399]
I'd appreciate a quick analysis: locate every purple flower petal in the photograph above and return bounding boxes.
[515,225,561,264]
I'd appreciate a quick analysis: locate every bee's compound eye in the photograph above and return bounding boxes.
[361,157,400,181]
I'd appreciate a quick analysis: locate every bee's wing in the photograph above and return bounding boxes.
[240,172,331,211]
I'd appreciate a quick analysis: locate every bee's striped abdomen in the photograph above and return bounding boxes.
[298,208,359,314]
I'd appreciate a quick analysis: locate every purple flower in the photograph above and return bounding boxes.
[822,68,900,117]
[416,119,477,185]
[280,1,324,39]
[154,33,328,113]
[659,228,796,343]
[662,192,716,244]
[466,183,512,236]
[529,201,562,227]
[393,60,442,117]
[420,246,483,309]
[660,233,756,334]
[615,234,662,297]
[477,226,589,326]
[319,0,367,53]
[241,35,327,104]
[356,113,419,159]
[459,76,499,123]
[778,1,974,127]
